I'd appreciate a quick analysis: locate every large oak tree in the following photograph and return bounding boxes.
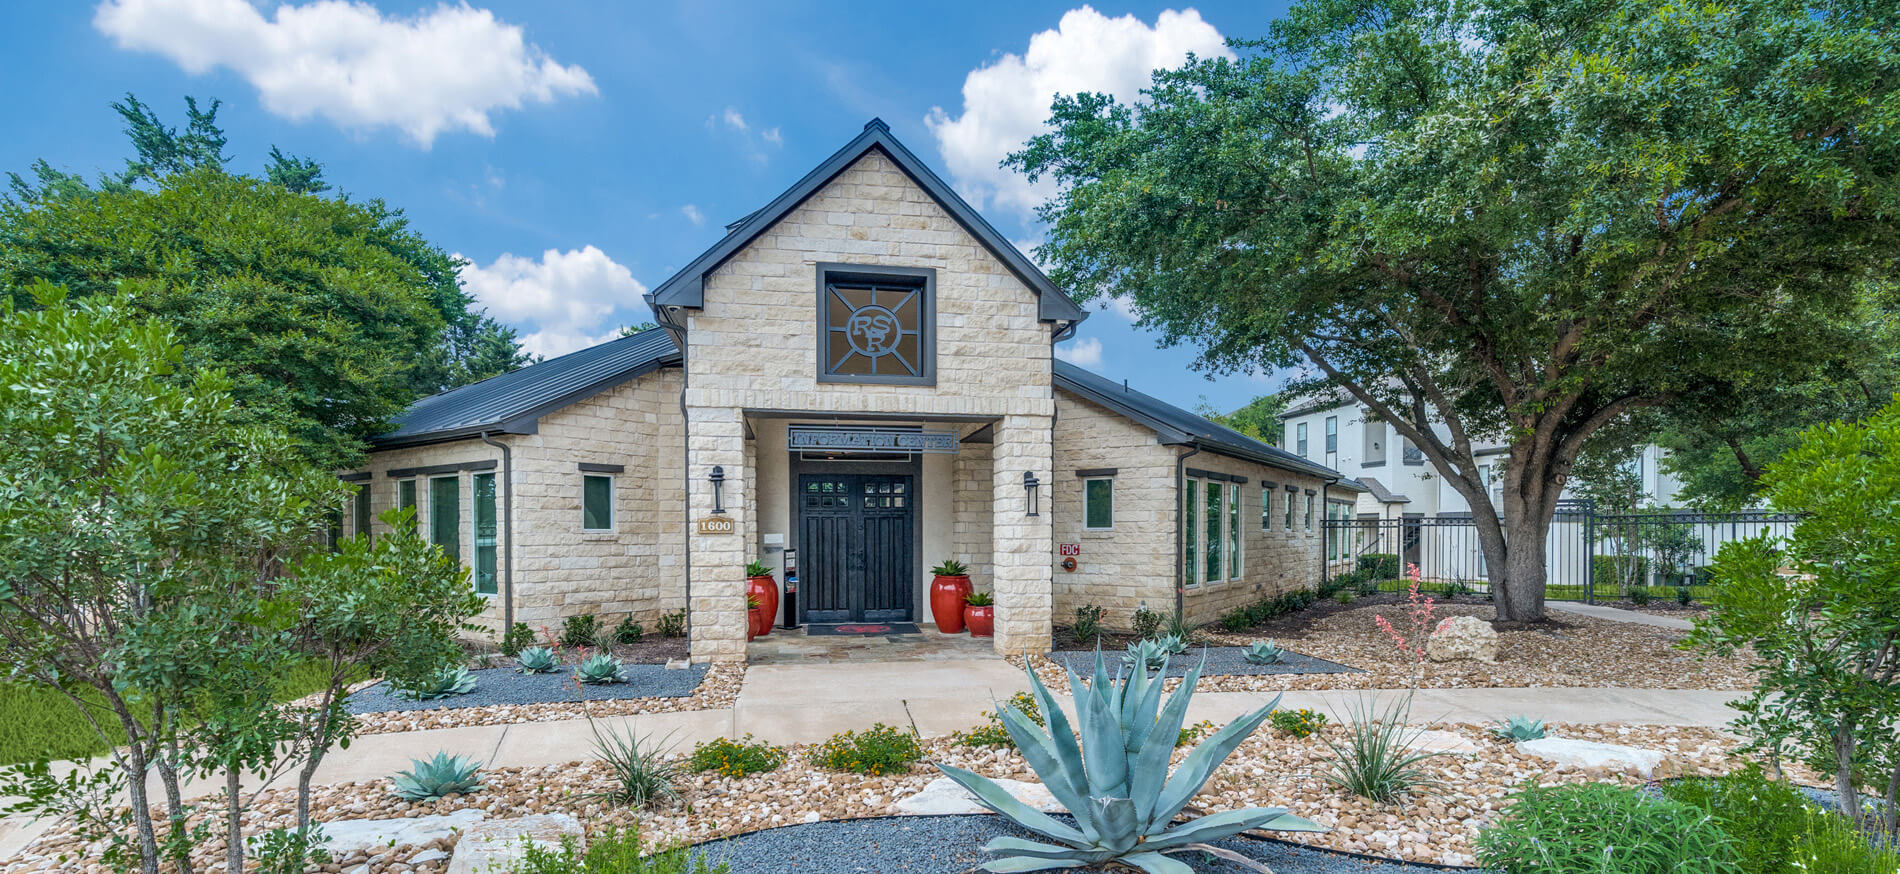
[1013,0,1899,621]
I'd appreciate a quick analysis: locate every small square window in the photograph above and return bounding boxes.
[1083,478,1113,530]
[816,263,936,386]
[583,475,614,531]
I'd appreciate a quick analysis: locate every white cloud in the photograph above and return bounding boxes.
[762,127,783,146]
[721,107,748,130]
[457,246,646,358]
[925,6,1231,219]
[1100,294,1140,322]
[710,106,781,162]
[1055,336,1104,368]
[681,204,705,225]
[94,0,596,147]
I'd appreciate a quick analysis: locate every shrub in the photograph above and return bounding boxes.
[1321,697,1444,803]
[511,825,728,874]
[390,752,483,801]
[1130,605,1163,639]
[954,691,1044,748]
[612,616,645,645]
[574,652,626,685]
[561,614,603,649]
[1661,765,1900,874]
[401,665,477,701]
[1442,580,1470,599]
[588,720,678,808]
[1628,585,1653,606]
[1487,716,1546,742]
[248,825,329,874]
[1357,554,1400,580]
[809,723,922,775]
[1476,783,1741,873]
[515,646,559,674]
[656,609,687,638]
[500,622,536,658]
[1592,554,1649,593]
[1163,610,1192,640]
[1269,708,1327,738]
[1334,589,1356,604]
[1677,586,1694,606]
[1071,604,1104,643]
[1219,608,1252,632]
[1176,720,1217,747]
[686,735,784,778]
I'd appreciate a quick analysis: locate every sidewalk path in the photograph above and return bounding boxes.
[1547,601,1696,631]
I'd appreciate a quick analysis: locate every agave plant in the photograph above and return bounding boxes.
[1243,641,1284,665]
[403,665,477,701]
[1487,715,1547,742]
[937,651,1323,872]
[575,651,626,685]
[1121,639,1168,671]
[1155,633,1189,655]
[390,752,483,801]
[515,646,559,674]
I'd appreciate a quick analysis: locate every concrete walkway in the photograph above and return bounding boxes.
[1548,601,1697,630]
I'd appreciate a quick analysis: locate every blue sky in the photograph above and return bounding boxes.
[0,0,1298,413]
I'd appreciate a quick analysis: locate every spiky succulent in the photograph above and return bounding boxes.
[390,752,483,801]
[403,665,477,701]
[515,646,559,674]
[1488,715,1548,742]
[575,652,626,685]
[1244,641,1285,665]
[1155,633,1189,655]
[1122,639,1168,671]
[937,651,1323,872]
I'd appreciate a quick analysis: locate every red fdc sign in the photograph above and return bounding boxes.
[1058,543,1081,556]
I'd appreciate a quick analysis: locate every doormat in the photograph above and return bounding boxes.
[806,622,921,636]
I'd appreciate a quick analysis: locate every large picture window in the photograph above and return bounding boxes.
[1186,476,1242,585]
[816,263,935,385]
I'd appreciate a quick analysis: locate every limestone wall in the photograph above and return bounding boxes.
[1048,391,1179,630]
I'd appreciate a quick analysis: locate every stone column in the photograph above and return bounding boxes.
[990,414,1054,656]
[687,405,749,663]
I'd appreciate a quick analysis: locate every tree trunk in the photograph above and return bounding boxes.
[1496,511,1552,624]
[120,746,161,874]
[225,769,245,874]
[1834,724,1864,828]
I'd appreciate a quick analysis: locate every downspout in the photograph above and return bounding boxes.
[1173,443,1202,625]
[478,431,514,632]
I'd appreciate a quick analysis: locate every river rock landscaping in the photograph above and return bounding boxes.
[345,664,744,734]
[1,720,1793,872]
[1048,645,1357,679]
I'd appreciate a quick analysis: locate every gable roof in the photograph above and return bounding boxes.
[1053,361,1344,481]
[371,329,680,449]
[645,118,1088,324]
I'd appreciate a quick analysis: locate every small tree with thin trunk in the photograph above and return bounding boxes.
[1011,0,1899,622]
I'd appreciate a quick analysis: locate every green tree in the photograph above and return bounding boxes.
[1196,394,1288,445]
[1687,396,1900,832]
[0,95,530,468]
[1012,0,1899,622]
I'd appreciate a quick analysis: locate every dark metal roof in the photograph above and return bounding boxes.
[371,329,680,449]
[646,118,1088,324]
[1053,361,1344,481]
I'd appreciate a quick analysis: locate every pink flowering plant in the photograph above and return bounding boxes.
[1373,564,1439,685]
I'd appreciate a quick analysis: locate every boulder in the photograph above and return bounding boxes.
[446,814,584,874]
[894,776,1064,816]
[1516,737,1666,778]
[1426,615,1499,663]
[320,809,486,856]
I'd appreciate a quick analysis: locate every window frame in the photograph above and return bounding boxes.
[473,472,498,596]
[814,262,937,386]
[1227,483,1242,580]
[1183,480,1199,588]
[1283,486,1297,532]
[1203,480,1223,584]
[1295,422,1309,457]
[429,475,461,562]
[1304,492,1316,533]
[582,473,616,532]
[351,482,372,540]
[1082,477,1114,531]
[1260,487,1273,531]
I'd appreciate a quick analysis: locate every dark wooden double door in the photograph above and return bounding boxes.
[799,473,915,623]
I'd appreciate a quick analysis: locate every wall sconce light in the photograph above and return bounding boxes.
[709,465,726,514]
[1023,470,1041,517]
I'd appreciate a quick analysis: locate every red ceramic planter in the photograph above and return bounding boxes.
[929,574,973,633]
[747,574,778,638]
[964,604,994,637]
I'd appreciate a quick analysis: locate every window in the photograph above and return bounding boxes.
[1204,481,1223,583]
[1324,416,1338,468]
[1183,480,1198,586]
[429,476,460,561]
[1261,489,1273,531]
[1402,438,1424,465]
[1304,492,1315,533]
[1083,478,1113,530]
[1325,501,1354,560]
[1227,484,1242,579]
[473,473,497,595]
[1284,487,1296,531]
[816,263,935,385]
[397,478,418,530]
[1296,422,1309,457]
[583,474,614,531]
[351,483,372,540]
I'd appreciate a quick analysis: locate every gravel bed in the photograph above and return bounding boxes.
[346,664,710,714]
[1049,646,1357,679]
[690,814,1476,872]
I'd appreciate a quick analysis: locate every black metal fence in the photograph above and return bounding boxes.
[1321,505,1800,604]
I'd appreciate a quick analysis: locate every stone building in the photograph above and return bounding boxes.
[346,120,1354,663]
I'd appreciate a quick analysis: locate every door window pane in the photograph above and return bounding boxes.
[1204,482,1223,583]
[1083,479,1113,530]
[1184,480,1198,587]
[430,476,460,562]
[474,472,497,595]
[583,475,613,530]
